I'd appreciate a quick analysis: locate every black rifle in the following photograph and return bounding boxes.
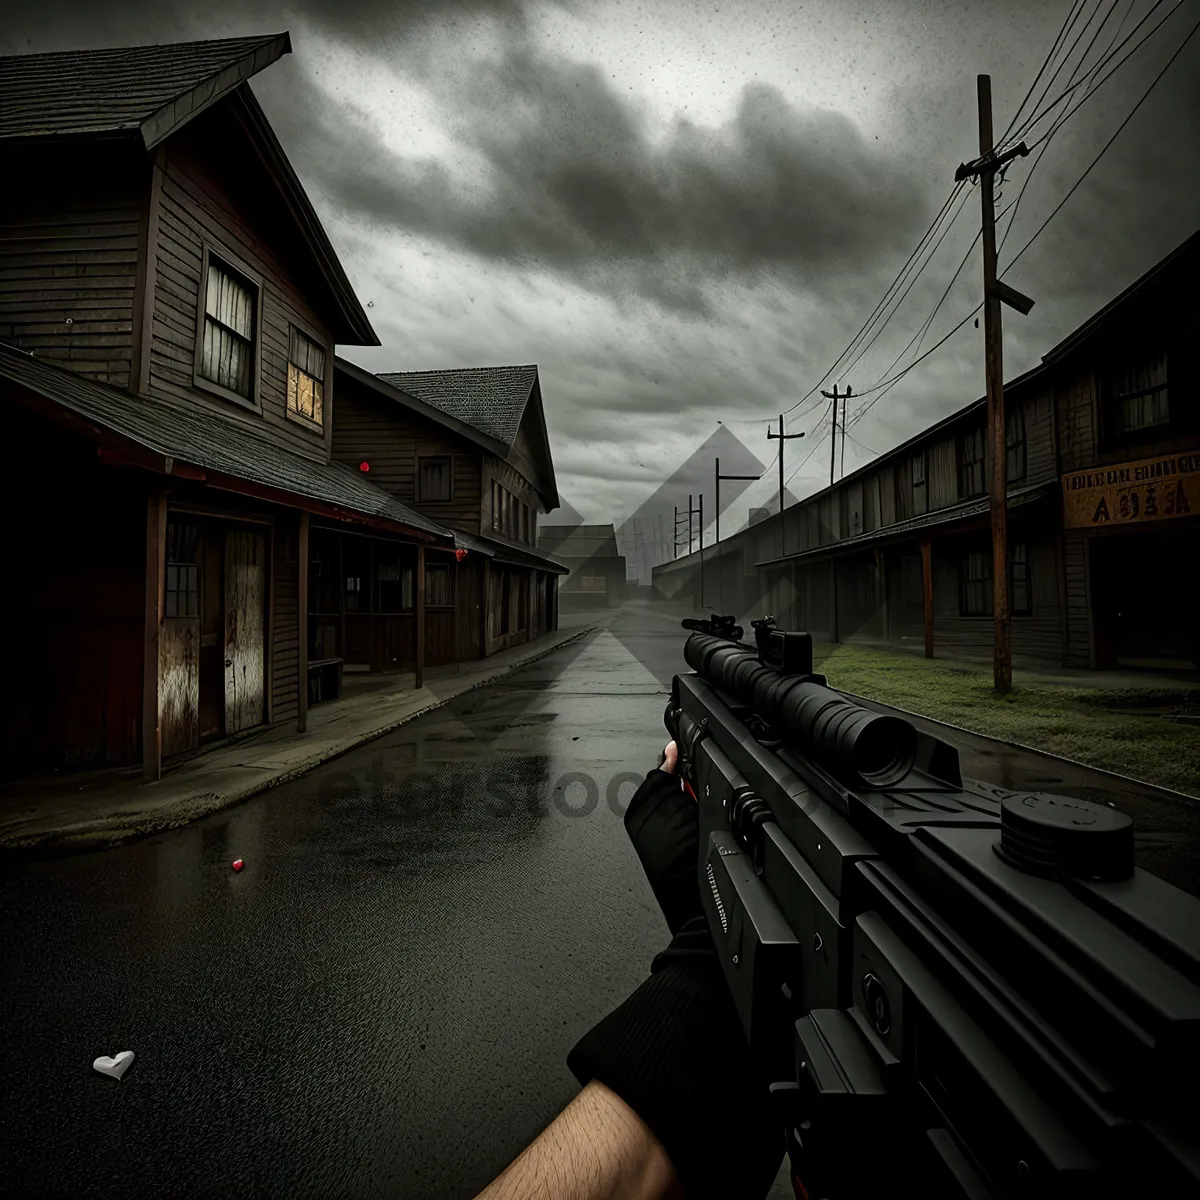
[664,615,1200,1200]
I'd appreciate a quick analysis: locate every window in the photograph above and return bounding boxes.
[958,428,985,499]
[165,563,199,618]
[199,255,257,401]
[491,481,500,531]
[960,550,991,616]
[165,521,200,618]
[377,556,414,612]
[1111,351,1169,434]
[1006,407,1026,482]
[287,326,326,426]
[1010,543,1031,615]
[418,456,452,502]
[345,575,364,612]
[911,452,928,516]
[426,563,454,606]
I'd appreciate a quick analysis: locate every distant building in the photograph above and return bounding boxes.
[538,525,626,608]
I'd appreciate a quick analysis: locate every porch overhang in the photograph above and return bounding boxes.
[754,483,1057,569]
[0,343,454,546]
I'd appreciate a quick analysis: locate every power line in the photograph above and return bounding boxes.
[998,0,1094,147]
[1003,10,1200,273]
[844,17,1195,432]
[775,181,967,421]
[1003,0,1177,150]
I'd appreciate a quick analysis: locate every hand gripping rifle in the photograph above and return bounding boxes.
[664,615,1200,1200]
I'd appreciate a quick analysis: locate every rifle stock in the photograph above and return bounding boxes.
[664,616,1200,1200]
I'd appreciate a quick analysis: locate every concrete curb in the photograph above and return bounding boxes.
[1,623,603,859]
[840,689,1200,805]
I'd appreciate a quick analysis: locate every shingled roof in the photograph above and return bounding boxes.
[376,366,539,448]
[0,342,450,542]
[0,33,377,346]
[0,33,290,146]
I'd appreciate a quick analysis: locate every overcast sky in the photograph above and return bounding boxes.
[5,0,1198,551]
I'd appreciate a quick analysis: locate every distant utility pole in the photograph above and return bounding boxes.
[820,384,852,486]
[767,413,805,558]
[955,74,1033,697]
[715,455,761,613]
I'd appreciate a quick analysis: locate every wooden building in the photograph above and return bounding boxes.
[537,525,627,609]
[331,359,567,661]
[656,229,1200,672]
[0,34,458,782]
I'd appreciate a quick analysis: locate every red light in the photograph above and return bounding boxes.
[359,461,370,472]
[455,548,467,562]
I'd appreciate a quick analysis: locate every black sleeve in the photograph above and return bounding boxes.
[567,917,785,1200]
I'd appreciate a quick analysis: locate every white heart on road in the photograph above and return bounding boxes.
[93,1051,135,1081]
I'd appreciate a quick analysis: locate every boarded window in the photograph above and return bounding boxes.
[419,457,452,502]
[287,326,326,425]
[1112,352,1169,433]
[960,550,991,616]
[1006,408,1026,482]
[958,427,985,499]
[200,259,255,399]
[426,563,454,606]
[1010,543,1031,615]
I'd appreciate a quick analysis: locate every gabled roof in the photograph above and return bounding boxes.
[377,366,539,447]
[0,33,289,146]
[370,363,559,510]
[1040,228,1199,366]
[334,357,510,458]
[0,33,378,346]
[0,342,450,543]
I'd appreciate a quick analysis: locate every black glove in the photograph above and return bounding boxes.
[567,915,784,1199]
[624,766,703,935]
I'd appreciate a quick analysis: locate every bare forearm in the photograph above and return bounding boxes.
[473,1080,683,1200]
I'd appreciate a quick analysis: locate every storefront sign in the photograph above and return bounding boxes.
[1062,452,1200,529]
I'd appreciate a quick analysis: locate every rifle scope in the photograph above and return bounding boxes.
[684,632,918,788]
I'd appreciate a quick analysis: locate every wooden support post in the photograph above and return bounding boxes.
[921,537,934,659]
[142,491,167,781]
[297,512,309,734]
[415,542,426,688]
[481,557,490,657]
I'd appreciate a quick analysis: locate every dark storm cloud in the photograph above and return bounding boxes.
[277,39,932,316]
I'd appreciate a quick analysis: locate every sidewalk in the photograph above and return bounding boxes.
[0,619,605,857]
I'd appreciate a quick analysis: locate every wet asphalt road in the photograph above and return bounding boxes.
[3,602,1197,1199]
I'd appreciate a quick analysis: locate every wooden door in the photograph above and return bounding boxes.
[224,528,266,734]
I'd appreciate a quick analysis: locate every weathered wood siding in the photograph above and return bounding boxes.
[1022,388,1057,484]
[0,139,145,388]
[160,619,200,756]
[483,455,540,543]
[146,105,335,461]
[508,396,554,507]
[1056,368,1096,475]
[927,437,957,510]
[331,372,483,532]
[929,529,1063,666]
[1061,529,1092,668]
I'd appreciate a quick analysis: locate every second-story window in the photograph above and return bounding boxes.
[418,456,452,502]
[1110,350,1169,435]
[1006,407,1026,482]
[912,451,928,516]
[199,256,257,402]
[491,482,500,532]
[958,427,985,499]
[287,327,326,426]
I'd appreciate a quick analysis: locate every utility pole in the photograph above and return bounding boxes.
[715,456,761,612]
[955,75,1033,696]
[821,385,852,485]
[767,413,805,558]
